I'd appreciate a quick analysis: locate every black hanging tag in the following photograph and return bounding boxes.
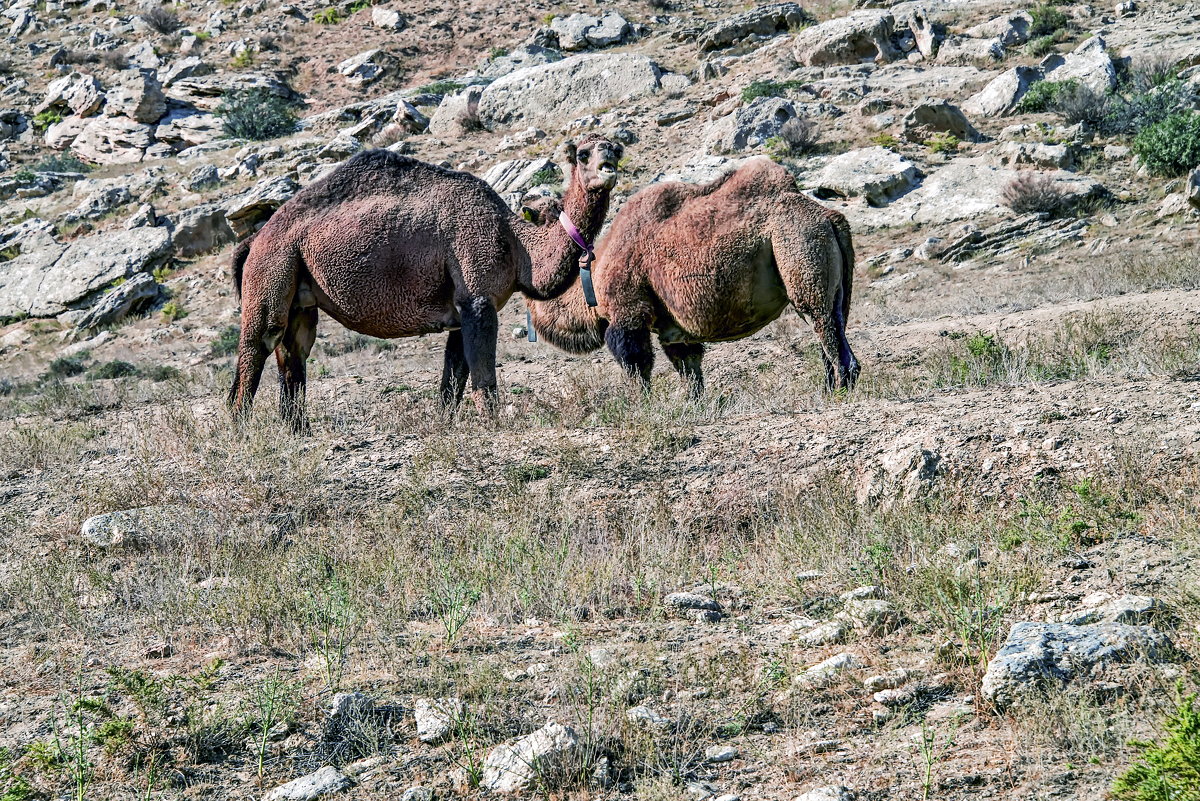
[580,252,598,308]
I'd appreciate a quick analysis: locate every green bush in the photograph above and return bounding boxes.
[417,80,464,96]
[31,109,62,132]
[1103,79,1193,135]
[1016,79,1079,113]
[1132,112,1200,176]
[216,88,299,141]
[313,7,343,23]
[741,79,804,103]
[1026,35,1057,57]
[90,360,137,379]
[211,325,240,357]
[1029,3,1070,37]
[35,153,91,173]
[1112,690,1200,800]
[47,353,89,378]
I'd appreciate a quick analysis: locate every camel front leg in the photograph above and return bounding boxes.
[605,324,654,389]
[458,297,499,413]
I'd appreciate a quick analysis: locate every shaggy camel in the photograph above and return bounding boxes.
[527,157,859,393]
[229,134,622,431]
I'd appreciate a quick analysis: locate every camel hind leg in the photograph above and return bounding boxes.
[661,340,704,396]
[229,245,300,424]
[440,330,469,409]
[773,214,860,392]
[458,297,499,412]
[275,304,318,434]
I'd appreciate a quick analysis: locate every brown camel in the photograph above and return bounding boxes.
[228,134,622,431]
[526,157,859,393]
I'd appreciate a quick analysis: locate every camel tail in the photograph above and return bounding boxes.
[230,233,257,301]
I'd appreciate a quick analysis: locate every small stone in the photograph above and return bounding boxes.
[705,744,738,763]
[370,7,405,30]
[627,705,671,728]
[799,619,850,646]
[142,640,172,659]
[873,688,915,707]
[800,652,860,686]
[399,788,432,801]
[665,592,722,615]
[414,697,463,744]
[794,786,855,801]
[480,721,579,793]
[263,766,351,801]
[796,570,824,583]
[328,692,373,722]
[839,599,903,634]
[863,668,912,692]
[839,585,884,601]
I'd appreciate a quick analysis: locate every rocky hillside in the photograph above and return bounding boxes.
[2,0,1200,799]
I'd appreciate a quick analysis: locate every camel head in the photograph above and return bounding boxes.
[565,134,623,193]
[526,281,607,354]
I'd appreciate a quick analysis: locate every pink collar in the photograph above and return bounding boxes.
[558,210,593,256]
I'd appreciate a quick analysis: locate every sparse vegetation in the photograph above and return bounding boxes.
[215,88,299,140]
[924,132,960,154]
[34,153,91,173]
[139,6,180,34]
[740,79,804,102]
[1002,171,1070,215]
[768,117,818,156]
[1029,2,1071,37]
[313,6,343,24]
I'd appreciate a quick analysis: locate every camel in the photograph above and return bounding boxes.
[228,134,622,431]
[526,157,860,394]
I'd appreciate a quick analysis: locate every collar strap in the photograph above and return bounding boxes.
[558,210,594,256]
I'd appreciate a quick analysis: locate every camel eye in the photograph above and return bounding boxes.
[578,150,590,163]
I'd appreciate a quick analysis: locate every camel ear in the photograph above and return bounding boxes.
[564,142,577,165]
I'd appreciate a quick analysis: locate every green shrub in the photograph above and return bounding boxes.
[1112,690,1200,800]
[35,153,91,173]
[417,80,464,96]
[160,300,186,322]
[32,110,62,132]
[528,165,561,186]
[1026,35,1057,57]
[1103,79,1193,135]
[142,365,181,382]
[47,353,89,378]
[1016,79,1079,113]
[869,133,900,151]
[313,7,342,24]
[90,360,137,379]
[741,79,804,103]
[1132,112,1200,176]
[925,132,960,154]
[1029,3,1070,37]
[216,88,298,141]
[211,325,240,357]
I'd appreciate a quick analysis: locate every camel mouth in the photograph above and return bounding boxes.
[596,163,618,187]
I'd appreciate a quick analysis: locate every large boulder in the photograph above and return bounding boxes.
[336,49,398,88]
[167,71,296,112]
[0,226,171,319]
[1041,35,1117,95]
[38,72,105,117]
[154,108,223,149]
[965,11,1033,47]
[482,157,556,196]
[480,721,579,793]
[75,271,160,330]
[169,202,236,256]
[65,186,133,222]
[44,115,90,150]
[72,116,156,164]
[476,54,662,130]
[549,12,630,51]
[704,96,798,152]
[981,622,1175,708]
[477,45,561,82]
[901,98,978,143]
[224,175,299,238]
[936,35,1004,65]
[699,3,808,51]
[792,10,898,66]
[810,146,923,206]
[427,86,484,139]
[105,69,168,123]
[961,65,1041,117]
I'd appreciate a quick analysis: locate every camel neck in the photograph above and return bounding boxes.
[517,171,609,300]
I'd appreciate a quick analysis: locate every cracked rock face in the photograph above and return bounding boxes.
[0,226,171,319]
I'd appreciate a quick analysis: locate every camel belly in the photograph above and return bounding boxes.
[652,246,787,343]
